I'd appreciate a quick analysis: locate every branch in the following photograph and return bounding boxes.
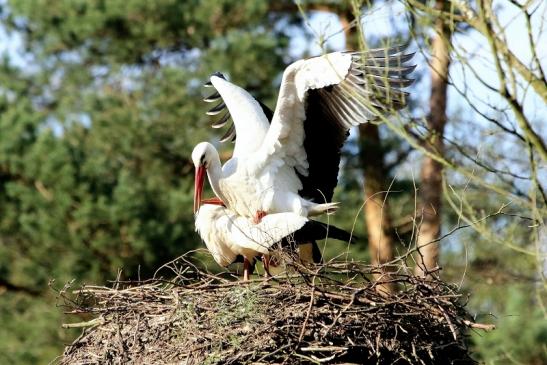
[407,0,547,104]
[477,0,547,162]
[452,0,547,104]
[463,319,496,331]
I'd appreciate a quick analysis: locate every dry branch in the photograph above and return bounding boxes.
[56,253,490,364]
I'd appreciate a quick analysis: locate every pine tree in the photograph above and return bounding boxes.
[0,1,288,362]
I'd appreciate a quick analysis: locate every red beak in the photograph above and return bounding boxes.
[194,165,206,213]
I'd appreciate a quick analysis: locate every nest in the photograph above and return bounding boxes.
[56,252,492,364]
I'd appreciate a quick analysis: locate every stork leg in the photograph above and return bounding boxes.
[253,210,268,224]
[263,255,270,277]
[243,257,250,281]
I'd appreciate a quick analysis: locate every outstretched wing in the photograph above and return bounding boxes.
[203,73,273,157]
[255,45,415,202]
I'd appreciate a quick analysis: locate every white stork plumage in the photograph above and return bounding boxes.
[195,203,353,280]
[192,45,415,222]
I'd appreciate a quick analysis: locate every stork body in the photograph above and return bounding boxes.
[195,203,353,278]
[194,203,306,266]
[193,45,415,221]
[193,143,323,219]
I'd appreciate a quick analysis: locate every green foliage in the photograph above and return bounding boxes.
[0,291,79,364]
[471,285,547,364]
[0,1,288,362]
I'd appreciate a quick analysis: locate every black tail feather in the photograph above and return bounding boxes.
[292,220,356,244]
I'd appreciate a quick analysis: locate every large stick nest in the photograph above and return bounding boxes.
[56,251,488,364]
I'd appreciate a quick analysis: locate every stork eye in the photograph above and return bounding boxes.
[200,154,206,166]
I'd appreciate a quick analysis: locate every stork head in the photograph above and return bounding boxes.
[191,142,217,213]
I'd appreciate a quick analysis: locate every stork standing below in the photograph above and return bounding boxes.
[192,44,415,224]
[195,203,354,280]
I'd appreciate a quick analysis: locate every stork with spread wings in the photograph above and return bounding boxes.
[192,44,415,223]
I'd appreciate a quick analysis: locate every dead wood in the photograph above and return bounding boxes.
[55,251,489,364]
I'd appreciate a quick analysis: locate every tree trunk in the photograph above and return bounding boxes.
[360,123,396,293]
[415,0,452,277]
[340,13,396,294]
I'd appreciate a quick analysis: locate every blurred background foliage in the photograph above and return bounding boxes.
[0,0,545,364]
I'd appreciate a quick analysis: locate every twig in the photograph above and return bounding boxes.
[463,320,496,331]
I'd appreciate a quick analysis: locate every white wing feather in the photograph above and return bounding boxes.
[228,212,308,254]
[195,205,238,266]
[210,76,270,157]
[294,52,352,100]
[252,52,352,176]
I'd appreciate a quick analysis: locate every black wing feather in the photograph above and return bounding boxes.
[298,45,415,203]
[291,220,355,243]
[297,89,349,203]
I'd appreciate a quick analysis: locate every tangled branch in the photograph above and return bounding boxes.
[56,252,492,364]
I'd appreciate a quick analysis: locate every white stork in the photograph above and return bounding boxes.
[193,45,415,222]
[195,203,353,280]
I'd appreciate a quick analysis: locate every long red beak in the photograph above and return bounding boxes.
[194,165,206,213]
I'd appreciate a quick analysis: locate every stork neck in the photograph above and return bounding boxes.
[206,155,224,201]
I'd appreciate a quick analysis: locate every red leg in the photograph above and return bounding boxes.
[243,257,250,281]
[253,210,268,224]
